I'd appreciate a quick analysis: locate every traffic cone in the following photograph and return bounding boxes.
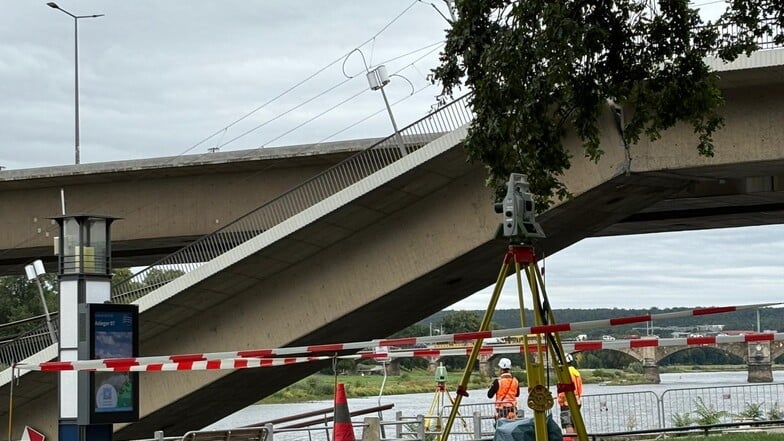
[333,383,356,441]
[21,426,45,441]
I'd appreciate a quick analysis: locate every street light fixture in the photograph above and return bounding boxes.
[366,65,413,157]
[47,2,104,165]
[24,259,58,345]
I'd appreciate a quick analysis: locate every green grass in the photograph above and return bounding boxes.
[261,368,490,403]
[260,366,656,403]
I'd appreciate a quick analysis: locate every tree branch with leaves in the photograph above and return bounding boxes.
[432,0,783,208]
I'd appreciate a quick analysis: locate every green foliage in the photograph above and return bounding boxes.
[262,369,489,403]
[0,275,58,330]
[142,268,185,287]
[625,362,643,374]
[439,310,484,334]
[693,396,729,425]
[671,412,694,427]
[735,402,764,421]
[433,0,784,207]
[662,347,744,366]
[766,402,783,420]
[511,371,527,387]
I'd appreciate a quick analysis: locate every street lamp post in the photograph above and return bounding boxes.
[24,259,58,345]
[46,2,104,165]
[366,65,408,157]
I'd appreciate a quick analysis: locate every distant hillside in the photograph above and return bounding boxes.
[418,307,782,339]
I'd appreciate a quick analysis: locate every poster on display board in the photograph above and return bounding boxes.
[78,303,139,424]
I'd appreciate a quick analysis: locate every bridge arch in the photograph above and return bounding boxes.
[655,344,747,365]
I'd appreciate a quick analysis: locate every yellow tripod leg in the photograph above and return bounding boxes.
[425,387,441,431]
[438,254,511,441]
[445,390,471,432]
[521,261,554,441]
[530,263,588,441]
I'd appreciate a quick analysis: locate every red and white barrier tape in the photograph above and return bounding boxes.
[15,302,779,372]
[18,332,784,373]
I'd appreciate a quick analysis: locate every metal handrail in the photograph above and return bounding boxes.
[0,316,59,368]
[110,93,472,304]
[710,17,784,51]
[0,93,474,366]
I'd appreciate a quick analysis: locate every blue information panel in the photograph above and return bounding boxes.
[81,303,139,424]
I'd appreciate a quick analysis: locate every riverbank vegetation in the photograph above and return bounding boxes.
[261,363,782,404]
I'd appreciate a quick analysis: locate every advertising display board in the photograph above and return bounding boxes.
[78,303,139,424]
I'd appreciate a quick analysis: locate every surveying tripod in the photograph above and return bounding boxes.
[425,363,470,433]
[438,174,587,441]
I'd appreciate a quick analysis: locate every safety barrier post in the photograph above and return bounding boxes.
[361,417,381,441]
[265,423,274,441]
[417,414,426,441]
[395,411,403,439]
[154,430,164,441]
[472,411,482,440]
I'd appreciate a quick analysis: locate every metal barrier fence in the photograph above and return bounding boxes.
[581,382,784,433]
[581,391,662,433]
[439,402,499,439]
[661,382,784,427]
[130,384,784,441]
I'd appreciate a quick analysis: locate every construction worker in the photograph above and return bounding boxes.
[487,357,520,419]
[558,353,583,438]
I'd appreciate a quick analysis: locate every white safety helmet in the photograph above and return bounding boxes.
[498,358,512,370]
[565,353,574,364]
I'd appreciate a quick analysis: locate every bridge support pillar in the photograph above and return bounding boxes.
[747,341,773,383]
[478,354,493,378]
[385,360,401,376]
[642,360,660,384]
[427,357,440,373]
[638,346,660,383]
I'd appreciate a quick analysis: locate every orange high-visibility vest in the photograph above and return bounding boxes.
[495,373,519,409]
[558,366,583,406]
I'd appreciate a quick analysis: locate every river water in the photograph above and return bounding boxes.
[205,370,784,431]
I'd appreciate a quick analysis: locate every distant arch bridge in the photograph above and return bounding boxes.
[385,334,784,384]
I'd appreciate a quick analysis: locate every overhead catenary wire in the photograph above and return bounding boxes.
[182,0,422,157]
[220,40,444,152]
[265,43,444,147]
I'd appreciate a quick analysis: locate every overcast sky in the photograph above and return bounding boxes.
[1,1,781,311]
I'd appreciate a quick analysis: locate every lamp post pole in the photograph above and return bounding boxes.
[24,260,58,345]
[366,65,408,157]
[46,2,104,165]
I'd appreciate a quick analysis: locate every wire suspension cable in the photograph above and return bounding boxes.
[182,0,421,156]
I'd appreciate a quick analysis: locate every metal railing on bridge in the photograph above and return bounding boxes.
[109,92,473,305]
